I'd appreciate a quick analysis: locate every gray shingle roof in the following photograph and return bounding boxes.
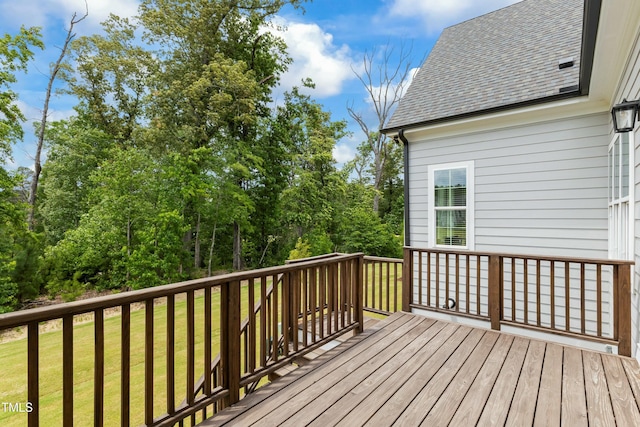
[384,0,584,132]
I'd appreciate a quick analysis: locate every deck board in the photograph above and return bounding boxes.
[198,312,640,427]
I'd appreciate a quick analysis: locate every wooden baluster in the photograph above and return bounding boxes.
[510,258,515,322]
[28,322,39,427]
[204,288,212,396]
[187,290,195,413]
[283,272,290,357]
[272,275,278,362]
[303,269,309,346]
[536,260,541,327]
[260,276,267,367]
[386,262,391,313]
[145,300,154,426]
[310,268,317,343]
[62,315,73,427]
[333,263,339,333]
[371,260,376,311]
[167,295,175,415]
[394,261,399,312]
[455,254,460,312]
[292,270,299,352]
[580,263,586,334]
[445,254,450,308]
[364,260,369,309]
[550,261,555,330]
[596,264,601,337]
[523,259,528,325]
[121,304,130,427]
[476,256,481,316]
[248,279,256,373]
[94,310,104,427]
[465,255,470,314]
[565,263,570,332]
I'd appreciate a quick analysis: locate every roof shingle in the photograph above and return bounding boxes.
[384,0,584,131]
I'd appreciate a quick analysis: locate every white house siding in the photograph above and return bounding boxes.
[408,112,610,257]
[408,112,614,345]
[613,24,640,359]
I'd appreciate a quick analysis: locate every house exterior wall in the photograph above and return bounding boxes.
[407,112,617,350]
[408,112,610,257]
[612,24,640,359]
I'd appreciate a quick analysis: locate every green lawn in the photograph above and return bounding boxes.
[0,290,231,427]
[0,263,401,426]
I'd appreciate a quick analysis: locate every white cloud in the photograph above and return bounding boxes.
[0,0,139,34]
[272,19,357,98]
[389,0,523,34]
[333,143,355,164]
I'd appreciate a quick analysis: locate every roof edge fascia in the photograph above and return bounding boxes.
[579,0,602,95]
[392,95,608,142]
[381,90,583,136]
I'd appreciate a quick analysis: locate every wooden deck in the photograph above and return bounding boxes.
[200,312,640,426]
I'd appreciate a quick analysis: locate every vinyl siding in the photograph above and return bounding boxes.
[408,112,610,257]
[407,112,613,346]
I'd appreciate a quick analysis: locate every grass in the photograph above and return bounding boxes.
[0,261,402,426]
[0,289,235,427]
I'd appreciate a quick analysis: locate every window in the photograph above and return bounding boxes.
[428,161,474,249]
[608,132,632,259]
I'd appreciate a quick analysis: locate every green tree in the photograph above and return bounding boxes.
[38,116,111,245]
[0,26,43,156]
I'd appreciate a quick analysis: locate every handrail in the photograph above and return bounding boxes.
[0,253,365,427]
[403,247,634,356]
[0,255,361,330]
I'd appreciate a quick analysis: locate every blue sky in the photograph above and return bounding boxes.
[1,0,521,169]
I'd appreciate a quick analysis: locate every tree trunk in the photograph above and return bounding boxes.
[233,221,243,270]
[194,212,201,269]
[27,9,87,230]
[208,223,217,277]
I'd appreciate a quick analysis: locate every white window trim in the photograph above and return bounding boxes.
[428,160,475,250]
[608,129,634,261]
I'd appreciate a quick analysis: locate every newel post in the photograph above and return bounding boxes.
[402,247,413,312]
[488,255,502,331]
[616,263,632,357]
[221,280,241,407]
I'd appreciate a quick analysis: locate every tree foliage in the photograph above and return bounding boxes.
[0,0,404,310]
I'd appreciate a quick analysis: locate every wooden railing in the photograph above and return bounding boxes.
[0,253,364,427]
[363,256,403,315]
[402,247,633,356]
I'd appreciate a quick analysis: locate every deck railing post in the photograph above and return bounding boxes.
[354,254,364,334]
[221,280,241,407]
[402,247,413,312]
[616,264,632,357]
[488,254,502,331]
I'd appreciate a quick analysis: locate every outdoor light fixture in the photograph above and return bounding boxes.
[611,98,640,133]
